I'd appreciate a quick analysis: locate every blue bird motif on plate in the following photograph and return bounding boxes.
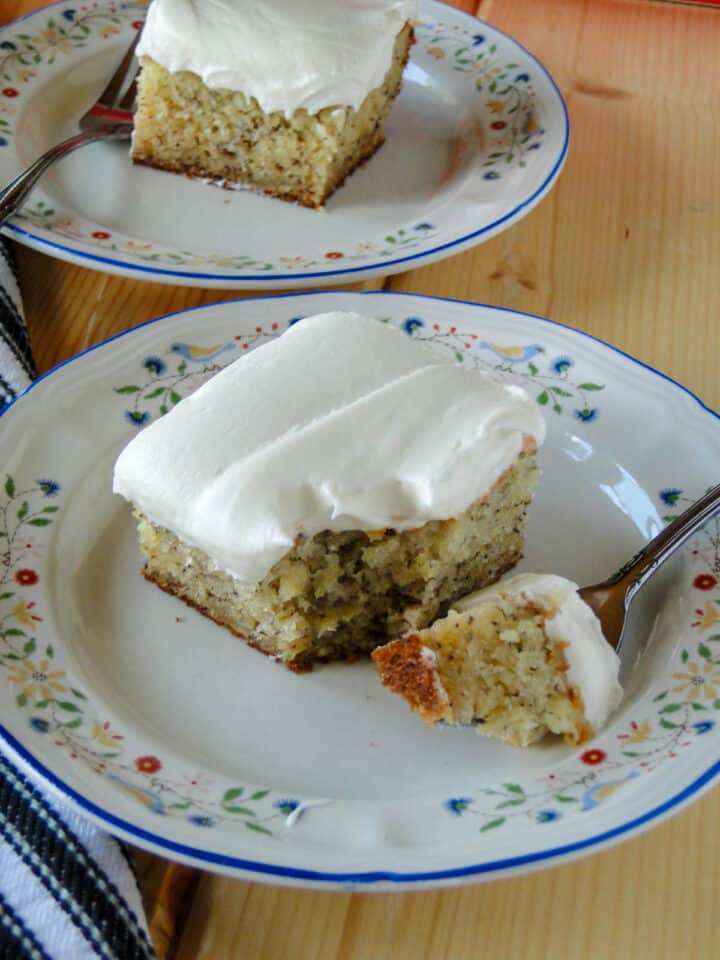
[477,341,545,364]
[580,772,639,811]
[170,341,236,362]
[108,774,166,815]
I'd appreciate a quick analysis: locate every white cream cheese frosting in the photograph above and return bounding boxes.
[113,312,545,584]
[453,573,623,732]
[137,0,417,117]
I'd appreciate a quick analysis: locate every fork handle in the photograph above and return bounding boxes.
[0,128,118,229]
[608,481,720,600]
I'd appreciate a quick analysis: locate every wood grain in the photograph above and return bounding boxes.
[3,1,719,959]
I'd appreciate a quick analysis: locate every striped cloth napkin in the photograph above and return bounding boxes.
[0,238,155,959]
[0,241,33,408]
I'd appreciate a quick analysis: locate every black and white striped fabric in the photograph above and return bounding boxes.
[0,241,34,409]
[0,238,155,959]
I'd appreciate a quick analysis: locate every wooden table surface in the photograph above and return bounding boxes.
[4,0,720,957]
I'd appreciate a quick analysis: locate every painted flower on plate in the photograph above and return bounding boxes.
[123,240,153,253]
[143,356,166,375]
[692,602,719,631]
[14,569,38,586]
[692,720,715,735]
[659,488,682,506]
[37,479,60,497]
[12,599,42,628]
[15,538,44,563]
[8,659,66,700]
[536,809,560,823]
[125,410,149,427]
[580,748,606,766]
[92,721,124,748]
[31,28,72,55]
[693,574,717,592]
[402,317,424,335]
[188,815,214,827]
[135,755,162,775]
[551,356,573,374]
[672,661,720,701]
[176,772,213,795]
[574,408,598,423]
[620,721,651,745]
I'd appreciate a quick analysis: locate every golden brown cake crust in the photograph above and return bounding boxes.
[372,635,448,724]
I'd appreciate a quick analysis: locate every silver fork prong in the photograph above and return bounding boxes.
[98,30,142,107]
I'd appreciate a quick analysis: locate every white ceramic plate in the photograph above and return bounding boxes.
[0,1,568,288]
[1,291,719,888]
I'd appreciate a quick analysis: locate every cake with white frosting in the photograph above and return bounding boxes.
[372,573,623,745]
[113,312,545,671]
[131,0,415,206]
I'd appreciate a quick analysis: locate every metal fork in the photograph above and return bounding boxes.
[0,31,140,229]
[579,482,720,652]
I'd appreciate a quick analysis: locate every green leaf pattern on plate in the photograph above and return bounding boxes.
[0,473,279,834]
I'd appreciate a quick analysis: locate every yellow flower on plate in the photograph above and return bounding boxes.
[31,28,72,54]
[426,46,445,60]
[99,25,120,39]
[13,599,37,628]
[672,660,720,701]
[624,721,651,744]
[8,659,66,700]
[486,100,504,114]
[693,602,719,632]
[92,721,123,749]
[123,240,153,253]
[16,69,36,83]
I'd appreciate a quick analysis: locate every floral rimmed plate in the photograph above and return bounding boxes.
[1,291,719,889]
[0,1,568,288]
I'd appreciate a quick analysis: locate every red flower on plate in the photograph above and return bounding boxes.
[324,251,344,260]
[693,574,718,591]
[135,755,162,774]
[92,230,111,240]
[490,120,507,130]
[15,569,38,587]
[580,749,606,766]
[132,19,144,29]
[2,88,18,99]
